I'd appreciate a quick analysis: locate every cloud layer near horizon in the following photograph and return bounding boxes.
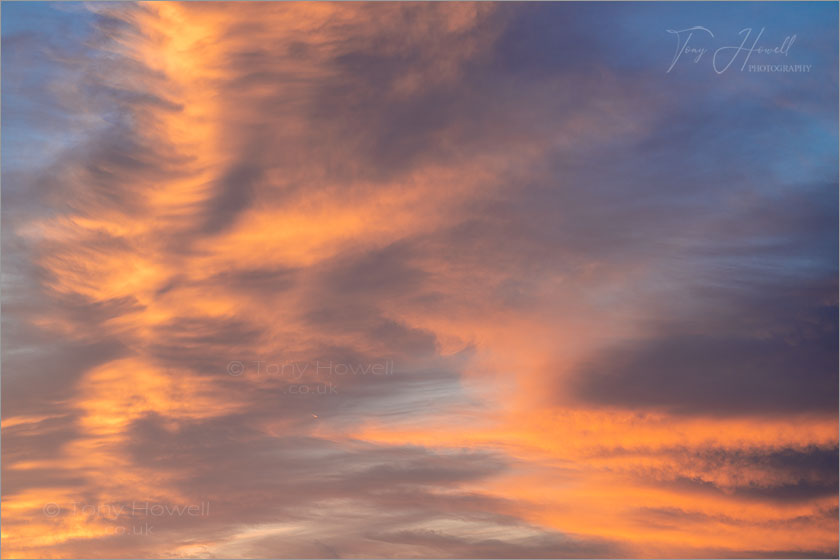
[2,2,838,558]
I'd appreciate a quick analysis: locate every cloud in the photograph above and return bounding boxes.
[568,214,837,416]
[1,2,837,558]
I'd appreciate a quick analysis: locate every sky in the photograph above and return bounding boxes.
[1,2,838,558]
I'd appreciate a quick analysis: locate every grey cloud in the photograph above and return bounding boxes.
[610,444,839,504]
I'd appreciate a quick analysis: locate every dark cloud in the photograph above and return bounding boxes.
[604,444,839,504]
[570,276,837,416]
[567,178,837,416]
[200,164,262,235]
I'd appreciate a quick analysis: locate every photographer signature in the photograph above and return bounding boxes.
[667,26,796,73]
